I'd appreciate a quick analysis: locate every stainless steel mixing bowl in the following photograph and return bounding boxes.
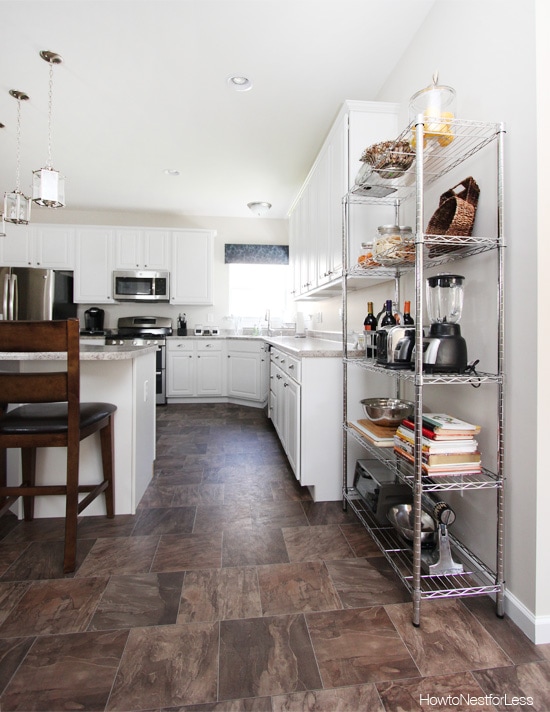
[387,503,436,546]
[360,397,414,427]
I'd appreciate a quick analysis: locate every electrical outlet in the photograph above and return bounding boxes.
[207,313,214,323]
[316,311,323,323]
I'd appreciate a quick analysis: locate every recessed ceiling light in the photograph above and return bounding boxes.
[227,75,253,92]
[164,168,180,176]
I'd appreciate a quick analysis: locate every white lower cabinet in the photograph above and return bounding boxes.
[167,339,224,397]
[269,347,341,501]
[226,339,269,403]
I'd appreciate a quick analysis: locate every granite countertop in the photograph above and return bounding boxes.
[264,335,347,358]
[0,344,158,361]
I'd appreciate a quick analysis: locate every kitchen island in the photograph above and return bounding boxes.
[0,343,157,517]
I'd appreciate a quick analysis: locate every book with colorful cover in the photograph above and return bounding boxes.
[394,446,482,474]
[401,414,481,440]
[395,425,478,453]
[394,438,481,465]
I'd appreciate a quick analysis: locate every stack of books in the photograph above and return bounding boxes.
[394,413,482,476]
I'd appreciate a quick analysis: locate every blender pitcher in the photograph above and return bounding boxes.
[423,274,467,373]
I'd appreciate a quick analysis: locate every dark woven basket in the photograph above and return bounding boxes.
[427,177,480,256]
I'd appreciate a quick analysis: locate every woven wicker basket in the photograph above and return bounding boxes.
[427,177,480,257]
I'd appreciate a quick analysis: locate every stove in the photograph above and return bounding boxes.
[106,317,173,404]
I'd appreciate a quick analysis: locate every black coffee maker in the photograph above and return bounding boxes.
[84,307,105,334]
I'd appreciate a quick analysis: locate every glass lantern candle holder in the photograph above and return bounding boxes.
[409,73,456,148]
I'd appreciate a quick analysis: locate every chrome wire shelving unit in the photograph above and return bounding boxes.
[341,116,506,627]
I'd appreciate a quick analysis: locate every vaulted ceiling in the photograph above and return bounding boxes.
[1,0,436,219]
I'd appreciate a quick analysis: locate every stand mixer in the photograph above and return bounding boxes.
[423,273,468,373]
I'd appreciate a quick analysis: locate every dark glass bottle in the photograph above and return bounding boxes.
[380,299,397,327]
[402,300,414,325]
[364,301,378,358]
[363,301,378,332]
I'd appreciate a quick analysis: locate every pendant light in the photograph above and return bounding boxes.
[4,90,31,225]
[32,50,65,208]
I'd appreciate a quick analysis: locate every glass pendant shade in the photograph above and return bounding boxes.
[33,51,65,209]
[32,167,65,208]
[4,89,31,225]
[4,190,31,225]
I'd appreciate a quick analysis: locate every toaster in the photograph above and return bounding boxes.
[376,325,415,369]
[353,460,412,525]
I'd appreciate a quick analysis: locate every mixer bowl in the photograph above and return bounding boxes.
[360,397,414,427]
[387,504,436,546]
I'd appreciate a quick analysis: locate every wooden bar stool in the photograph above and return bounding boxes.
[0,318,116,573]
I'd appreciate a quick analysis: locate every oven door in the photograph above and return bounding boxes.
[156,344,166,405]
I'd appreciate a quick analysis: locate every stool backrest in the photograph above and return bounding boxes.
[0,318,80,411]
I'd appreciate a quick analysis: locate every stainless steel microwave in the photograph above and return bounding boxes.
[113,270,170,302]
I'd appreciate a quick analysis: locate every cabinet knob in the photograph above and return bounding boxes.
[283,382,289,387]
[288,364,294,369]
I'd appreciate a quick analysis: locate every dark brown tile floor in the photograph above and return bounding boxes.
[0,402,549,711]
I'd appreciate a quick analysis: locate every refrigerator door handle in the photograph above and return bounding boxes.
[10,273,18,320]
[2,273,9,320]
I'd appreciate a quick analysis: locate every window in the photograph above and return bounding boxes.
[228,263,290,323]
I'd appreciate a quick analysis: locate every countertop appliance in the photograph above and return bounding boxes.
[0,266,76,321]
[82,307,105,335]
[375,325,415,369]
[112,270,170,302]
[106,316,173,405]
[353,459,412,525]
[423,273,467,373]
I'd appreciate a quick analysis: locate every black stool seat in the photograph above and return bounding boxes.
[0,403,117,435]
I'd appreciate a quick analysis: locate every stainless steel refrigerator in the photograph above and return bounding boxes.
[0,267,77,321]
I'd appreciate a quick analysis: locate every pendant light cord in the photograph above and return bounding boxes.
[15,98,22,192]
[47,61,54,169]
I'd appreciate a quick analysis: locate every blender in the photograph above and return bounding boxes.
[423,273,467,373]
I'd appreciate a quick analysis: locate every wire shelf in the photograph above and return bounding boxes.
[344,489,501,599]
[350,118,504,202]
[344,356,501,385]
[343,424,502,492]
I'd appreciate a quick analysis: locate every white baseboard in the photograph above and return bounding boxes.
[505,589,550,644]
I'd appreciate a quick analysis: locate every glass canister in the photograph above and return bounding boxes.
[409,72,456,147]
[373,225,415,265]
[357,241,378,268]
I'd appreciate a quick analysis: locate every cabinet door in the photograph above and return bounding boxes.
[142,230,170,270]
[227,350,261,400]
[269,362,284,438]
[170,230,214,305]
[196,352,223,395]
[328,122,346,275]
[33,226,75,269]
[0,224,32,266]
[114,229,142,269]
[314,144,333,287]
[74,227,114,303]
[283,376,301,478]
[167,351,195,396]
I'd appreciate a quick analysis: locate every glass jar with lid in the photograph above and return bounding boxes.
[373,225,415,265]
[357,241,378,268]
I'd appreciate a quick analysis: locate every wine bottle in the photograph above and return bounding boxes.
[380,299,397,327]
[402,300,414,325]
[363,301,378,358]
[363,302,378,332]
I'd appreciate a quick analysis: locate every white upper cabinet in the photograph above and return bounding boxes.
[288,100,400,298]
[0,223,74,269]
[170,229,214,305]
[74,226,115,303]
[114,228,171,270]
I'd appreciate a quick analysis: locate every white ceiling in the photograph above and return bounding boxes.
[1,0,436,220]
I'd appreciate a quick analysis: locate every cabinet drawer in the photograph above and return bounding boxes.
[227,339,264,354]
[197,340,223,352]
[168,339,194,352]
